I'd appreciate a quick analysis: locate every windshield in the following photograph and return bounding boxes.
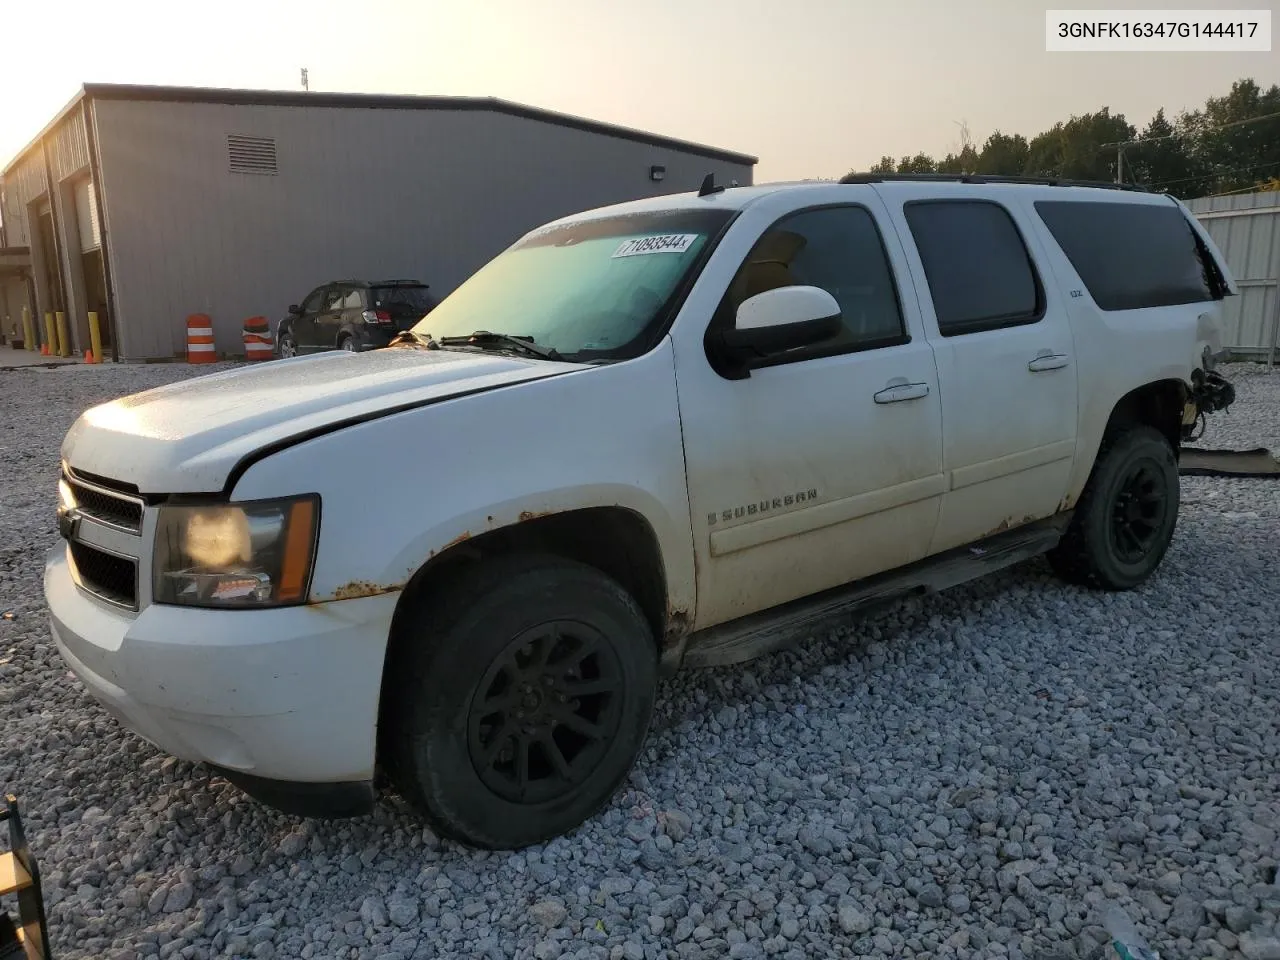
[412,208,733,361]
[370,285,435,318]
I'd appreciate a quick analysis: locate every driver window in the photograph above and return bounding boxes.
[723,206,907,355]
[301,288,326,314]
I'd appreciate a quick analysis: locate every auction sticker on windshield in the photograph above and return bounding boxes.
[611,234,700,258]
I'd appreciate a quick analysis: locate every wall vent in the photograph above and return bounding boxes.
[227,134,278,175]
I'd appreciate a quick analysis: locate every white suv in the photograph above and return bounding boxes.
[46,175,1238,849]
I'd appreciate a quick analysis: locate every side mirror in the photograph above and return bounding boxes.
[721,285,842,362]
[287,304,301,315]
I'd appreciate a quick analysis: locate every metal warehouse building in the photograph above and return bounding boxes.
[0,83,756,361]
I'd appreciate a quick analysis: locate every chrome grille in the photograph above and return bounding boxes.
[63,468,143,533]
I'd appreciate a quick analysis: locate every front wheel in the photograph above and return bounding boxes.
[276,329,297,359]
[1048,425,1179,590]
[384,554,657,849]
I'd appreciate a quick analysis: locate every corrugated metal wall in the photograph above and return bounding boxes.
[93,99,755,361]
[1188,191,1280,359]
[3,152,46,246]
[49,110,90,183]
[0,109,94,354]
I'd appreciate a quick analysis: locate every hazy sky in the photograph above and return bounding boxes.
[2,0,1276,181]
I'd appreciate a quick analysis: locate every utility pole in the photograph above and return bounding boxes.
[301,68,309,92]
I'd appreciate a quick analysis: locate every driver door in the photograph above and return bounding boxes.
[674,200,946,628]
[292,286,328,350]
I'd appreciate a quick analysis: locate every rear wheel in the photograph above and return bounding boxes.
[384,554,657,849]
[339,335,357,352]
[1048,425,1179,590]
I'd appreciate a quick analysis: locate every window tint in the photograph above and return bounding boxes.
[722,205,906,355]
[1035,201,1215,310]
[904,201,1041,335]
[301,288,326,313]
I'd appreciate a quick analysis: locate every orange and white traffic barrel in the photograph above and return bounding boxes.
[186,314,217,364]
[242,316,273,361]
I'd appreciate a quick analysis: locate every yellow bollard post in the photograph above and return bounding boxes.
[22,306,36,352]
[55,311,71,357]
[87,312,103,363]
[43,312,55,356]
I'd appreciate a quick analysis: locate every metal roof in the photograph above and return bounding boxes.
[2,83,758,177]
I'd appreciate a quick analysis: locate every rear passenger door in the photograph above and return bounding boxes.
[888,195,1079,554]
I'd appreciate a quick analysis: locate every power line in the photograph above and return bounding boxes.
[1148,158,1280,190]
[1203,182,1280,198]
[1101,109,1280,148]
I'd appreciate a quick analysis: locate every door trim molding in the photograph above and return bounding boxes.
[949,438,1076,491]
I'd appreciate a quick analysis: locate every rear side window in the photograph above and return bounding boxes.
[322,287,344,312]
[904,200,1042,336]
[1035,201,1215,310]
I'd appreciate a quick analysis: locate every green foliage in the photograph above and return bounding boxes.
[838,77,1280,199]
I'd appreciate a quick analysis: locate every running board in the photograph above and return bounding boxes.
[682,514,1071,668]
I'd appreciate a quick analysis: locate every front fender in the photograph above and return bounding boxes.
[229,342,696,618]
[376,483,690,602]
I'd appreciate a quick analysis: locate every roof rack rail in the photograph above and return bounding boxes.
[837,172,1151,192]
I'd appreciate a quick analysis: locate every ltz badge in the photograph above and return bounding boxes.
[708,489,819,526]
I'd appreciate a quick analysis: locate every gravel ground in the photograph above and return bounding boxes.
[2,360,1278,960]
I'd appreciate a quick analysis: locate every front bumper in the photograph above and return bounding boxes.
[45,544,397,792]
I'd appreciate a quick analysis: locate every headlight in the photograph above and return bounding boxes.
[153,495,319,607]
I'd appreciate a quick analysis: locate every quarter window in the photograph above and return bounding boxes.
[718,205,907,360]
[342,288,364,310]
[904,200,1042,336]
[1034,200,1217,310]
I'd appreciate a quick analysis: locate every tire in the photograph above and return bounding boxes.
[384,553,658,849]
[1048,425,1179,591]
[339,335,357,352]
[276,329,297,359]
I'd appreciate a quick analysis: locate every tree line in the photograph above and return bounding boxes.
[842,78,1280,198]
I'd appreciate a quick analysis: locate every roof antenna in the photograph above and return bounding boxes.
[697,172,726,198]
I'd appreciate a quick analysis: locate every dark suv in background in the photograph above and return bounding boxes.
[276,280,437,356]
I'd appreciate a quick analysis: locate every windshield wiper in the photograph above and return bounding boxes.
[436,331,562,361]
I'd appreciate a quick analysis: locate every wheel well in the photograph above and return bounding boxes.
[1105,380,1187,450]
[376,507,669,763]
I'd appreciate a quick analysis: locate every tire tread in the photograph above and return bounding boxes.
[383,552,653,848]
[1048,424,1177,591]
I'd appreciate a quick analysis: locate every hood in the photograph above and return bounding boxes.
[62,348,584,494]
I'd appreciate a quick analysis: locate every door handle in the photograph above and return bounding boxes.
[874,381,930,404]
[1028,354,1070,372]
